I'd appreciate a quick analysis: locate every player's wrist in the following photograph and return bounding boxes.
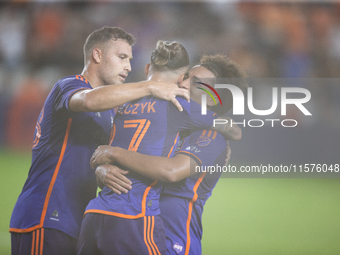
[111,146,123,162]
[145,80,158,97]
[95,165,108,182]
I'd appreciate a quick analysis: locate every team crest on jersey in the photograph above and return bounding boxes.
[197,135,211,147]
[173,243,183,254]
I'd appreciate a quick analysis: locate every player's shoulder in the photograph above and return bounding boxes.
[170,96,192,113]
[191,129,227,148]
[176,96,190,104]
[56,75,91,89]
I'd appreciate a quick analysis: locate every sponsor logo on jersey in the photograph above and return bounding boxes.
[185,146,201,153]
[50,209,59,221]
[52,210,59,217]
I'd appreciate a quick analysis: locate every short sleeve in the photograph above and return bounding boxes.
[175,129,227,167]
[54,77,91,112]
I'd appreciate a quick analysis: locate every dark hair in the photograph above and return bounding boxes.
[83,26,135,63]
[199,54,248,115]
[150,40,189,71]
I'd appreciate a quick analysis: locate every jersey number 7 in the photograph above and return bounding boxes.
[123,119,151,152]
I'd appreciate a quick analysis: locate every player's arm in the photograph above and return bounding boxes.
[68,80,189,112]
[92,146,192,183]
[92,144,231,183]
[210,116,241,141]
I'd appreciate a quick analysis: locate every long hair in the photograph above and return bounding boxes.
[150,40,189,71]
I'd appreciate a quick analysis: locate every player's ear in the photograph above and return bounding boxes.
[145,63,150,76]
[93,48,102,64]
[177,73,185,85]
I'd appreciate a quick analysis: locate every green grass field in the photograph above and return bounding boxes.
[1,150,340,254]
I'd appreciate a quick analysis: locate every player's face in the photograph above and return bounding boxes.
[179,65,216,106]
[98,39,133,85]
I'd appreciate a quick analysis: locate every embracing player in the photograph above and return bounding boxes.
[90,54,248,254]
[10,27,189,255]
[76,41,240,255]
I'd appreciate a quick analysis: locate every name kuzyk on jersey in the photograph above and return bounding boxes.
[121,101,156,115]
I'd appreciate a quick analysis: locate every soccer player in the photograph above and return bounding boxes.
[9,26,189,255]
[76,42,231,255]
[90,55,248,255]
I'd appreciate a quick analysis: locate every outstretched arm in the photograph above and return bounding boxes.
[69,80,190,113]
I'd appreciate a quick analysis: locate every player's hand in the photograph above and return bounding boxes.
[149,81,190,112]
[224,141,231,166]
[91,145,116,169]
[95,164,132,195]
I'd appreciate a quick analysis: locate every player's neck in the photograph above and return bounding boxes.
[147,72,177,84]
[81,66,101,89]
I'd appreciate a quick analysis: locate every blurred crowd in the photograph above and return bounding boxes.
[0,1,340,150]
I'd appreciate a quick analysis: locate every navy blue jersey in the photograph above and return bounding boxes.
[85,96,217,218]
[10,75,115,239]
[160,129,227,255]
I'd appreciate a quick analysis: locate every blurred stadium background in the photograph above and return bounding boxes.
[1,1,340,254]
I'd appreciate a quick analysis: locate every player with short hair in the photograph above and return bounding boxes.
[90,54,248,255]
[160,55,248,255]
[10,26,189,255]
[76,41,230,255]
